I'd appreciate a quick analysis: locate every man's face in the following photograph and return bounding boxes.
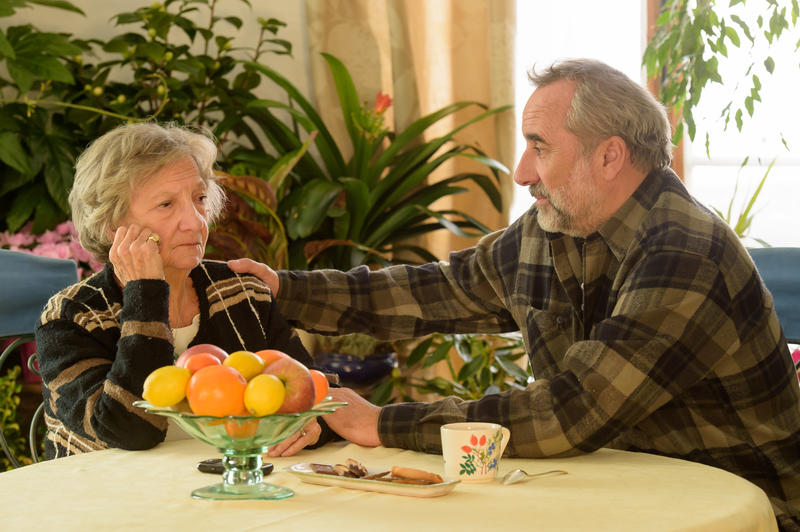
[514,80,604,237]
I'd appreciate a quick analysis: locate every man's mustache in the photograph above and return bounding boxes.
[529,185,549,200]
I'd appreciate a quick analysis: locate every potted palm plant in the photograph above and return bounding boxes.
[242,53,511,270]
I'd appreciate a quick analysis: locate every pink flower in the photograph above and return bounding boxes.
[55,221,74,236]
[461,445,472,453]
[470,434,478,446]
[374,91,392,114]
[69,240,93,263]
[37,229,62,245]
[791,349,800,365]
[479,435,486,446]
[32,242,72,260]
[6,230,35,247]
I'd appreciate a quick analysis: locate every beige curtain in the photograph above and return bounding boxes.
[305,0,516,260]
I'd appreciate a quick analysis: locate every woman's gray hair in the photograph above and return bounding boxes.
[528,58,673,172]
[69,122,225,262]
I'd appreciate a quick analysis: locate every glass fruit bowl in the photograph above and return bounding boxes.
[133,398,346,501]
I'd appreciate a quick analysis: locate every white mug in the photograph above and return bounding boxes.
[440,422,510,482]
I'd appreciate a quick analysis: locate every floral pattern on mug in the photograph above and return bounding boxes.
[458,430,503,476]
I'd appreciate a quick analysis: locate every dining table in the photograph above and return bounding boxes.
[0,437,777,531]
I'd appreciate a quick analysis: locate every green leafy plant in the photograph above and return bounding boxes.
[711,157,775,245]
[643,0,798,150]
[244,53,511,270]
[0,365,35,470]
[0,0,300,241]
[369,333,531,406]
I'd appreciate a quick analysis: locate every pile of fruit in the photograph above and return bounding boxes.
[142,344,329,417]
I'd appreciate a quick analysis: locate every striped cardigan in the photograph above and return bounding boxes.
[35,260,316,459]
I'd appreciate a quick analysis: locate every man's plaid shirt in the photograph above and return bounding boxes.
[277,168,800,527]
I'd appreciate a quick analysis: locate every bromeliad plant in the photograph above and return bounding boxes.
[245,53,511,270]
[369,332,531,406]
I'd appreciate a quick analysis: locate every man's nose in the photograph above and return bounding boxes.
[513,152,538,187]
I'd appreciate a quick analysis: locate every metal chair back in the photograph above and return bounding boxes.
[0,249,79,468]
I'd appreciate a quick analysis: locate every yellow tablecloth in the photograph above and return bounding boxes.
[0,439,777,531]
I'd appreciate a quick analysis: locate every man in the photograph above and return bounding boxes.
[230,59,800,529]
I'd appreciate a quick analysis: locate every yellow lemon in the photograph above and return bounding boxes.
[142,366,191,407]
[244,374,286,416]
[223,350,265,381]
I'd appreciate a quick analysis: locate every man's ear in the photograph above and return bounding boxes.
[597,136,627,181]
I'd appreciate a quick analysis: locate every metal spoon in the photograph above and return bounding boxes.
[501,468,568,485]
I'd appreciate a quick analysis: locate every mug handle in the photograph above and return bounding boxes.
[499,427,511,456]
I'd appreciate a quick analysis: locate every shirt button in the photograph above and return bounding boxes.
[580,282,585,290]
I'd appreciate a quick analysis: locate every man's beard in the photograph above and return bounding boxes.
[529,164,603,237]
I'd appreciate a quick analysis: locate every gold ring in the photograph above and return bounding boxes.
[147,234,160,244]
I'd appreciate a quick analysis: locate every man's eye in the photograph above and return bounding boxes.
[159,201,171,208]
[532,146,542,154]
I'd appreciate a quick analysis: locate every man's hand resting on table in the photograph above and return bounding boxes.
[228,258,279,295]
[323,387,382,447]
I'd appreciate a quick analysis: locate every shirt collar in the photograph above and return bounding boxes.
[596,167,679,262]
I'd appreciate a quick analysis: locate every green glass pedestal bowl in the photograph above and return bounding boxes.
[133,398,346,501]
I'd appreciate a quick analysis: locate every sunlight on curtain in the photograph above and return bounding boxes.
[305,0,515,260]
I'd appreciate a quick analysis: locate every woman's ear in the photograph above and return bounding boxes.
[598,136,627,181]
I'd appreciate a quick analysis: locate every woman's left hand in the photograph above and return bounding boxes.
[266,419,321,457]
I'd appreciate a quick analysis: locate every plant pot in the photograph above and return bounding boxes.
[315,352,397,387]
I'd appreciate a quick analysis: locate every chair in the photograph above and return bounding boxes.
[0,249,78,468]
[748,247,800,344]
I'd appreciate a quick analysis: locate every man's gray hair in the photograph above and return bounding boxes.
[69,122,225,262]
[529,58,673,172]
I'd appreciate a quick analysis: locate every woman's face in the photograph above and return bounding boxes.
[116,156,209,274]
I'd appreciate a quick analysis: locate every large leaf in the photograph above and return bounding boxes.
[0,30,15,58]
[320,52,362,146]
[282,179,343,239]
[0,132,32,175]
[6,183,43,232]
[241,60,347,176]
[28,0,85,15]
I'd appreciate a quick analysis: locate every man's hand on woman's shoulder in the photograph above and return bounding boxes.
[228,258,280,295]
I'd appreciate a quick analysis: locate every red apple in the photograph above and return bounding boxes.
[176,344,228,367]
[262,357,315,413]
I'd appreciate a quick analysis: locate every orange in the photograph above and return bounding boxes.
[223,350,265,381]
[254,349,289,367]
[309,369,329,404]
[183,352,222,373]
[244,374,285,416]
[185,365,247,416]
[225,418,259,439]
[142,365,191,407]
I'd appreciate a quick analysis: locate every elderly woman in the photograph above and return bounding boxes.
[35,122,330,459]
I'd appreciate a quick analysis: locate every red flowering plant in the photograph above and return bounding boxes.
[245,53,511,270]
[792,349,800,383]
[0,221,103,280]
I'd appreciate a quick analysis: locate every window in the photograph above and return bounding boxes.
[511,0,646,221]
[683,6,800,246]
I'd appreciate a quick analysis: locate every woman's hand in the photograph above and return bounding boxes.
[109,224,165,285]
[266,419,321,457]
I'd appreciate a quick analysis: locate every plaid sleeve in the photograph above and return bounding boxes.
[276,228,519,340]
[379,249,744,458]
